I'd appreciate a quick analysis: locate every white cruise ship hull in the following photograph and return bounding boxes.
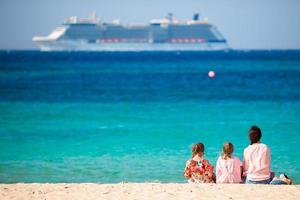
[35,40,229,52]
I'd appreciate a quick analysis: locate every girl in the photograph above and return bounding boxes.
[184,143,215,183]
[216,142,243,183]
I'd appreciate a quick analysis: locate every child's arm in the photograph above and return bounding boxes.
[242,150,248,177]
[183,160,192,178]
[216,158,222,181]
[202,159,214,177]
[240,166,244,180]
[238,158,244,182]
[205,159,214,172]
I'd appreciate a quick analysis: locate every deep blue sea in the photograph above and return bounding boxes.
[0,50,300,183]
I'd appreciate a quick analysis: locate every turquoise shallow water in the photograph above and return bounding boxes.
[0,51,300,183]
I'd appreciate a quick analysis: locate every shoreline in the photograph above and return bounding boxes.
[1,183,300,200]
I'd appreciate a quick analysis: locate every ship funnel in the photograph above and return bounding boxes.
[90,11,97,20]
[166,13,173,22]
[193,13,199,21]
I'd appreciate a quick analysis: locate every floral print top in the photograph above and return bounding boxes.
[184,158,216,183]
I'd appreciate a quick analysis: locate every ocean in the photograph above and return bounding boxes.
[0,50,300,183]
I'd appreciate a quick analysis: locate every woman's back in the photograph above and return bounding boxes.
[243,143,271,181]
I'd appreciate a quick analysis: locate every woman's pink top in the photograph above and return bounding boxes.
[216,156,242,183]
[243,143,271,181]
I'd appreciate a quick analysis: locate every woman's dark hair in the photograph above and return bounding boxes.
[222,142,234,159]
[192,143,205,158]
[249,125,262,145]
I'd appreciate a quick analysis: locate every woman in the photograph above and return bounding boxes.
[243,126,272,184]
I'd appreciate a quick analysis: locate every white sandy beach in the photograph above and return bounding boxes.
[1,183,300,200]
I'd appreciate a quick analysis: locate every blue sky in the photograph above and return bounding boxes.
[0,0,300,49]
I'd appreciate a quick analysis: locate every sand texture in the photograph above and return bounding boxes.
[1,183,300,200]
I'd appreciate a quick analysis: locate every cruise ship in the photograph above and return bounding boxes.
[33,13,229,51]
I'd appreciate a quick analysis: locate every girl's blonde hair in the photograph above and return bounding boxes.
[222,142,234,159]
[192,143,204,158]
